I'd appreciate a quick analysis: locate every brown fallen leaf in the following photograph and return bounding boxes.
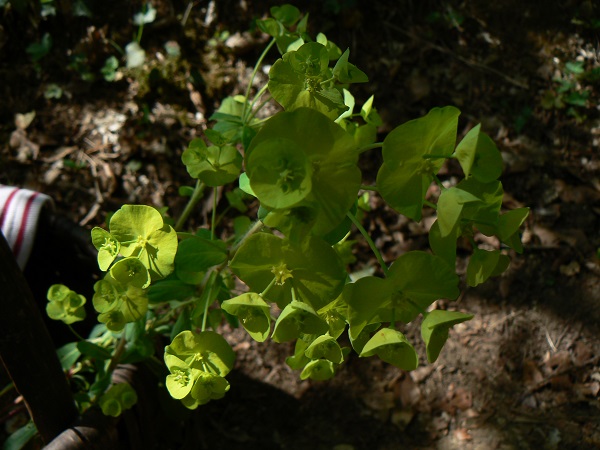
[523,359,544,387]
[454,428,472,441]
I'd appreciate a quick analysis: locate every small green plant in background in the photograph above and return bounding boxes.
[541,59,599,122]
[44,4,528,420]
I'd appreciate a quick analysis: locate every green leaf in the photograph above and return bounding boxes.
[421,310,473,363]
[343,276,392,340]
[270,4,301,26]
[428,220,459,268]
[56,342,81,370]
[272,300,329,343]
[245,108,361,236]
[221,293,272,342]
[26,33,52,61]
[286,339,311,370]
[332,48,368,83]
[2,421,37,450]
[182,139,243,186]
[360,328,419,371]
[109,205,178,281]
[165,330,235,377]
[175,236,227,284]
[229,233,346,310]
[497,207,529,241]
[300,359,336,381]
[257,18,283,37]
[77,341,112,360]
[466,248,506,287]
[437,187,481,237]
[377,106,460,220]
[459,178,504,235]
[147,278,196,303]
[453,125,504,182]
[305,334,343,364]
[387,251,460,320]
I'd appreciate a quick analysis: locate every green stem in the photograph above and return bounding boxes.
[201,280,213,333]
[247,94,273,123]
[432,174,445,190]
[242,38,276,123]
[260,277,278,297]
[136,23,144,44]
[175,180,205,231]
[389,308,396,329]
[424,200,437,209]
[210,187,218,240]
[360,185,378,192]
[230,220,263,254]
[357,142,384,154]
[68,324,85,341]
[346,212,389,276]
[248,83,270,112]
[107,334,127,374]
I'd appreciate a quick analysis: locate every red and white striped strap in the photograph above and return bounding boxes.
[0,185,53,269]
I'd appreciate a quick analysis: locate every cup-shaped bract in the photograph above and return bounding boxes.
[46,284,87,325]
[245,107,361,237]
[221,293,272,342]
[99,382,138,417]
[360,328,419,371]
[272,300,329,343]
[91,227,120,271]
[92,274,148,332]
[229,233,346,310]
[182,138,243,187]
[164,330,235,378]
[300,359,336,381]
[109,205,178,281]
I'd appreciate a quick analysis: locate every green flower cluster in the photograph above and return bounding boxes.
[91,205,178,331]
[164,331,235,410]
[46,284,86,325]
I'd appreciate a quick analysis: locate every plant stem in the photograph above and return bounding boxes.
[346,212,389,276]
[210,187,218,240]
[424,199,437,209]
[230,220,263,254]
[68,324,85,341]
[107,334,127,374]
[260,277,278,297]
[357,142,384,154]
[247,94,273,123]
[360,185,378,192]
[201,279,213,333]
[433,174,445,190]
[242,38,276,123]
[175,180,205,231]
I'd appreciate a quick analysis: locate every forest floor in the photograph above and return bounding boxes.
[1,1,600,449]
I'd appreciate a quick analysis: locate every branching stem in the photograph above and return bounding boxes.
[357,142,384,154]
[175,180,205,231]
[347,212,389,276]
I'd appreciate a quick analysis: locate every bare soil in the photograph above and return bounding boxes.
[1,1,599,449]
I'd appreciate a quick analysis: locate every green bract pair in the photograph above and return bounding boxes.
[164,331,235,410]
[90,205,178,331]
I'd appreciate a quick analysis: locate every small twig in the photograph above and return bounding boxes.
[383,22,529,89]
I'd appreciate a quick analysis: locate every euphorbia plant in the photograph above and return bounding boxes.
[47,4,528,415]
